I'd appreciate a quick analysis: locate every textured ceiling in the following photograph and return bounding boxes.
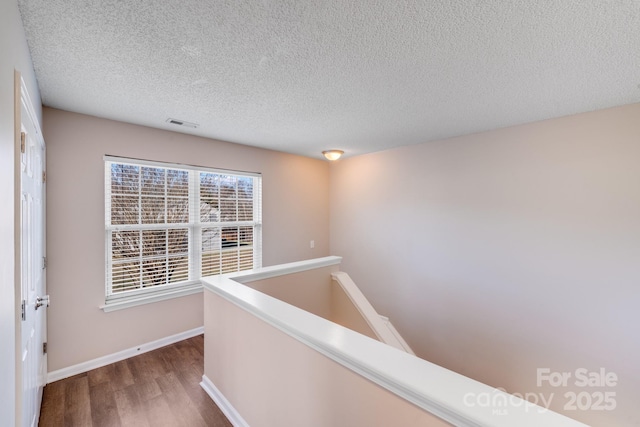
[18,0,640,159]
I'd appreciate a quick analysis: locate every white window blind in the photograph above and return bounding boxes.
[105,156,262,305]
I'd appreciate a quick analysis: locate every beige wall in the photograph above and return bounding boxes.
[245,266,378,339]
[245,266,337,320]
[44,108,330,371]
[0,0,42,423]
[204,290,450,427]
[330,103,640,427]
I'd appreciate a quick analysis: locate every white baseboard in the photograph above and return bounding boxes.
[46,326,204,383]
[200,375,249,427]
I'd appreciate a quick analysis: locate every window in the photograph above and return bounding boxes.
[104,156,262,310]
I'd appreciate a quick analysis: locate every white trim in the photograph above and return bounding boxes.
[101,282,203,312]
[200,375,250,427]
[46,327,204,383]
[202,259,588,427]
[226,256,342,284]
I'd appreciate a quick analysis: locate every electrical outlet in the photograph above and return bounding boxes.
[310,240,315,249]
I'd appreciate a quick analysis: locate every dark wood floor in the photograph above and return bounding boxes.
[39,335,232,427]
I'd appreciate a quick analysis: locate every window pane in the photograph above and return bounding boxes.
[111,261,141,293]
[202,251,221,276]
[237,177,253,199]
[202,227,221,252]
[202,227,221,276]
[238,200,253,221]
[221,249,238,273]
[221,227,238,247]
[218,226,254,274]
[112,230,140,258]
[168,256,189,283]
[168,228,189,255]
[168,197,189,223]
[220,199,237,222]
[238,226,253,246]
[142,258,168,287]
[141,196,165,224]
[200,172,220,225]
[200,201,219,223]
[136,228,190,288]
[239,247,254,271]
[238,226,254,271]
[167,169,188,197]
[111,164,139,194]
[219,175,237,198]
[111,195,139,224]
[200,173,219,200]
[142,229,167,258]
[141,167,165,195]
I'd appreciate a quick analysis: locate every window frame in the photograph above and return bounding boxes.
[103,155,262,311]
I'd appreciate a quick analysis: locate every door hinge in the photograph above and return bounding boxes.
[42,171,46,183]
[43,342,47,355]
[43,256,47,269]
[20,132,26,153]
[21,300,26,321]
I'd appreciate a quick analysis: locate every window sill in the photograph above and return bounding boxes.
[100,282,203,312]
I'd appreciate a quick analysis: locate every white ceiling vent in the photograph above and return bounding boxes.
[166,118,199,128]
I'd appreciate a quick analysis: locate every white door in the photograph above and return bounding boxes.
[17,72,47,427]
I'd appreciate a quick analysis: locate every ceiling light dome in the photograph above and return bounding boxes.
[322,150,344,161]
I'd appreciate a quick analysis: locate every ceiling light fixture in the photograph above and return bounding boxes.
[322,150,344,161]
